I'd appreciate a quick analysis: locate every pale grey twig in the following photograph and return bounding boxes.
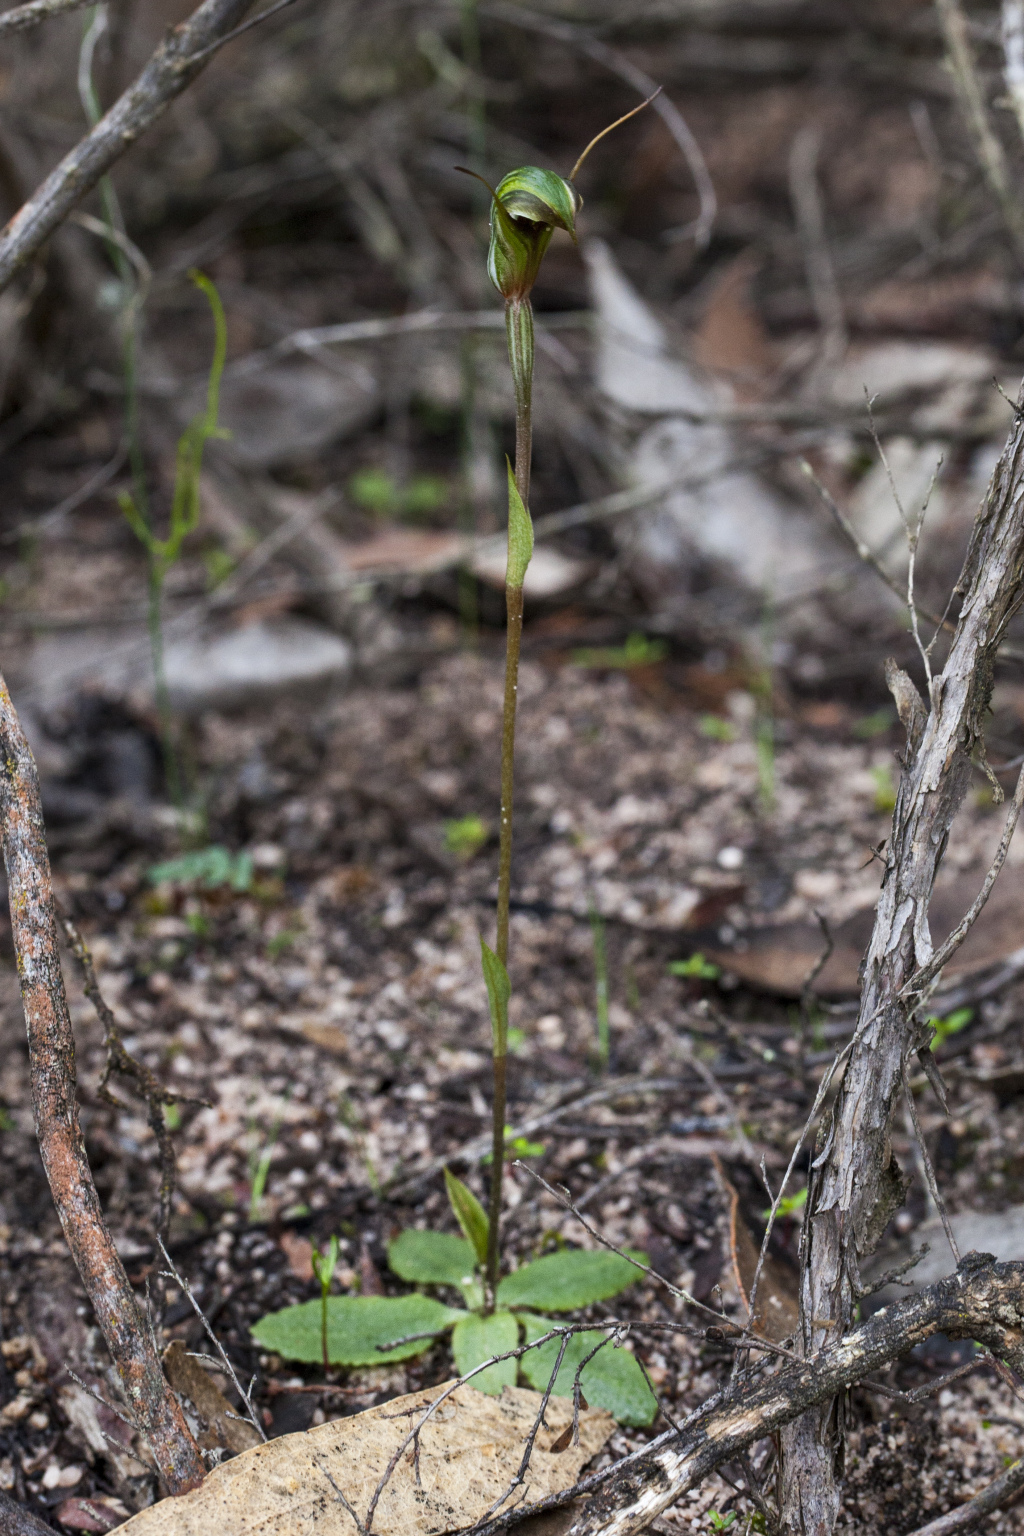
[0,0,259,294]
[0,0,91,35]
[902,1059,961,1265]
[936,0,1024,257]
[1003,0,1024,147]
[789,126,846,377]
[900,760,1024,999]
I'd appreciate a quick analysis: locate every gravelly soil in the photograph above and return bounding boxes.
[0,645,1022,1529]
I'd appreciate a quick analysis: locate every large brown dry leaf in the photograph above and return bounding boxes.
[120,1383,613,1536]
[701,858,1024,998]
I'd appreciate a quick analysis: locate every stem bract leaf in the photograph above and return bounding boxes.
[444,1167,490,1268]
[480,938,511,1057]
[505,459,534,590]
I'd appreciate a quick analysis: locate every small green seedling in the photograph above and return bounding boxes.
[247,1099,287,1222]
[444,815,489,859]
[852,707,895,739]
[928,1007,974,1048]
[699,714,736,742]
[119,271,229,808]
[350,467,447,520]
[203,547,236,589]
[252,1164,656,1424]
[311,1235,340,1373]
[761,1186,807,1221]
[668,954,721,981]
[870,763,897,814]
[707,1513,737,1532]
[482,1131,546,1164]
[571,633,667,670]
[148,845,253,893]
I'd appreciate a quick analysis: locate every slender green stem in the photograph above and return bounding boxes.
[321,1283,330,1375]
[506,297,534,505]
[146,565,182,809]
[485,296,535,1311]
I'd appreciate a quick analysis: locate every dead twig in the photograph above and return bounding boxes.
[780,372,1024,1529]
[900,761,1024,1000]
[936,0,1024,258]
[800,459,950,633]
[906,1452,1024,1534]
[0,0,263,294]
[157,1239,267,1443]
[469,1259,1024,1536]
[0,0,92,36]
[789,127,846,379]
[0,675,204,1493]
[58,906,205,1242]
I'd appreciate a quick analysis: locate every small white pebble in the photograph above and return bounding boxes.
[716,846,744,871]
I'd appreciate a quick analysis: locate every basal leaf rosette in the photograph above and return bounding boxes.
[252,1239,655,1424]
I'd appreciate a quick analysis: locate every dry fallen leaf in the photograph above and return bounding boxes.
[701,858,1024,998]
[715,1161,800,1345]
[163,1341,262,1455]
[120,1382,613,1535]
[279,1231,315,1281]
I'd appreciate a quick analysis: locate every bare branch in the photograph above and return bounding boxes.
[937,0,1024,256]
[0,0,91,36]
[0,674,204,1493]
[0,0,261,294]
[468,1259,1024,1536]
[781,365,1024,1528]
[789,127,846,376]
[907,1452,1024,1534]
[58,905,205,1241]
[903,760,1024,999]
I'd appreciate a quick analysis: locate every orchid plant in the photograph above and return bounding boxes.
[253,100,660,1428]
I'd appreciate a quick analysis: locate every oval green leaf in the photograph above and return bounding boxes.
[388,1229,476,1287]
[251,1294,465,1366]
[452,1311,519,1396]
[518,1314,656,1427]
[497,1241,647,1314]
[497,1248,646,1312]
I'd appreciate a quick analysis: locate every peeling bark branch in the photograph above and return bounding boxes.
[0,0,258,294]
[469,1258,1024,1536]
[0,675,205,1494]
[0,1488,53,1535]
[779,399,1024,1531]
